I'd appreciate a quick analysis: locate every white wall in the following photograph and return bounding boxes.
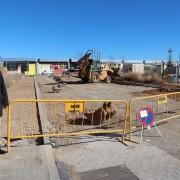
[132,64,144,74]
[38,64,52,74]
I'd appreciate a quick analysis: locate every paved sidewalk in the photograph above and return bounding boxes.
[0,145,59,180]
[54,135,180,180]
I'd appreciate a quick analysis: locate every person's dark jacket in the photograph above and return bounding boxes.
[0,71,9,117]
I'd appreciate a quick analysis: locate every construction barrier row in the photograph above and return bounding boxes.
[129,92,180,141]
[2,92,180,152]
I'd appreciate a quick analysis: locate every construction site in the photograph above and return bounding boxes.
[1,0,180,178]
[0,49,180,180]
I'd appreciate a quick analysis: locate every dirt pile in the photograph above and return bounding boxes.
[113,72,163,85]
[133,83,180,96]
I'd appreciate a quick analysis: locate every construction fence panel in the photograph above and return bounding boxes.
[129,92,180,138]
[7,99,129,152]
[0,108,8,145]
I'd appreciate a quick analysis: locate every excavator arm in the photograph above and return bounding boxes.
[77,51,92,82]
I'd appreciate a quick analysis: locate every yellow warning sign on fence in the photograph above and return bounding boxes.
[65,102,84,112]
[158,95,167,105]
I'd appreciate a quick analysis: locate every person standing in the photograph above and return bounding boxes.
[0,70,9,145]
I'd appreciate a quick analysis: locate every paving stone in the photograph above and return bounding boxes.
[0,145,59,180]
[78,165,139,180]
[54,134,180,180]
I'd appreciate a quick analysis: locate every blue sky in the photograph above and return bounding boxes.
[0,0,180,61]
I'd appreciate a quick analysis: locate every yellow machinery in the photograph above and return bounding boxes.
[76,50,113,83]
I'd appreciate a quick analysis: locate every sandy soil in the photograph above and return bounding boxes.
[36,75,155,134]
[1,74,180,161]
[37,75,154,100]
[1,76,39,139]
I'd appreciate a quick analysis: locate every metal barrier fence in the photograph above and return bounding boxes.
[0,108,8,149]
[5,92,180,152]
[7,99,129,152]
[128,92,180,141]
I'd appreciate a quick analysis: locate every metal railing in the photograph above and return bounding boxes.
[4,92,180,152]
[128,92,180,141]
[7,99,129,152]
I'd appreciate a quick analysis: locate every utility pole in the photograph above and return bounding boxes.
[165,48,173,82]
[161,60,165,78]
[177,54,180,83]
[168,48,173,65]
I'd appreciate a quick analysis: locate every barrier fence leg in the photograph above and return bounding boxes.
[140,125,144,144]
[128,104,131,141]
[7,104,11,153]
[121,120,127,145]
[153,122,162,137]
[124,101,139,144]
[122,104,128,143]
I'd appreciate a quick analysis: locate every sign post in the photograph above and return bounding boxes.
[138,107,162,143]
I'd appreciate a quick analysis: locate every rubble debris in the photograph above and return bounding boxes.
[52,85,62,93]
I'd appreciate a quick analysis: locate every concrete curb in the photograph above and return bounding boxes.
[34,76,60,180]
[41,145,60,180]
[34,76,53,143]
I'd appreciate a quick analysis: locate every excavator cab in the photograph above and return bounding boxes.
[90,60,101,71]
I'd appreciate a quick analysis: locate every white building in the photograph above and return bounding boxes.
[123,63,144,74]
[36,59,68,75]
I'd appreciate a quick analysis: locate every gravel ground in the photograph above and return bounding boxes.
[0,74,179,180]
[37,75,180,164]
[36,75,155,134]
[1,76,39,142]
[1,75,179,180]
[37,75,154,100]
